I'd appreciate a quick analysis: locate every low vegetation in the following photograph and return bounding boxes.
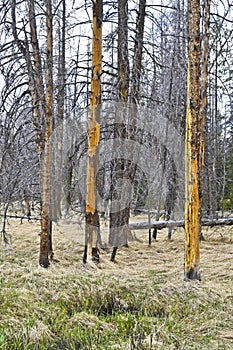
[0,218,232,349]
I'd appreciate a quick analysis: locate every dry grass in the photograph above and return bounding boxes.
[0,214,233,349]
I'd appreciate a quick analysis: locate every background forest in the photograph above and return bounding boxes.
[0,0,232,219]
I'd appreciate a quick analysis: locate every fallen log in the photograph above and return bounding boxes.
[132,209,166,215]
[129,217,233,230]
[0,214,41,221]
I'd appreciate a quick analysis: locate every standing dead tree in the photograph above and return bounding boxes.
[83,0,103,263]
[11,0,54,267]
[184,0,201,280]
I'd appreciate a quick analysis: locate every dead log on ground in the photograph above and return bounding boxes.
[129,217,233,231]
[0,214,41,221]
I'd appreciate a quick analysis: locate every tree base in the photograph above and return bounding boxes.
[83,246,100,264]
[184,268,201,281]
[39,257,50,268]
[110,247,118,262]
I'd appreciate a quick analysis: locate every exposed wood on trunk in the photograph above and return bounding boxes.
[184,0,201,280]
[84,0,102,263]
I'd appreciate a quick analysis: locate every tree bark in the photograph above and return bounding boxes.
[51,0,66,221]
[184,0,201,280]
[130,0,146,104]
[117,0,129,102]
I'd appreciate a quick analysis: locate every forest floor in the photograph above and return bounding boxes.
[0,213,233,349]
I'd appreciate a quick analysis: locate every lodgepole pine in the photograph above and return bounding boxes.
[184,0,201,280]
[84,0,102,263]
[39,0,54,267]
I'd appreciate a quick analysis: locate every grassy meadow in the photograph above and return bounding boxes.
[0,217,232,349]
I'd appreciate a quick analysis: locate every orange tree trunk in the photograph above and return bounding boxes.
[84,0,102,263]
[184,0,201,280]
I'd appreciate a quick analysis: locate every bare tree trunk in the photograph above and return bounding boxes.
[12,0,54,267]
[39,0,54,267]
[109,0,130,260]
[28,0,47,155]
[109,0,146,261]
[199,0,210,237]
[127,0,146,230]
[24,189,31,220]
[117,0,129,102]
[184,0,201,281]
[130,0,146,105]
[51,0,66,221]
[84,0,102,263]
[221,112,227,217]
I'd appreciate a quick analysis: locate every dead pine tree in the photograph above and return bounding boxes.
[11,0,54,267]
[199,0,210,239]
[109,0,146,262]
[184,0,202,281]
[109,0,130,262]
[83,0,102,263]
[39,0,54,267]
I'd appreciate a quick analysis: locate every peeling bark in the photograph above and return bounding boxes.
[84,0,102,263]
[184,0,201,280]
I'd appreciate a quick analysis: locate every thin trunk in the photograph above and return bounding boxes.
[127,0,146,225]
[28,0,47,155]
[24,189,31,219]
[130,0,146,104]
[84,0,102,263]
[200,0,210,235]
[184,0,201,280]
[1,203,9,244]
[52,0,66,220]
[221,112,227,217]
[117,0,129,102]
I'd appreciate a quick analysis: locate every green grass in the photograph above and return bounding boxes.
[0,271,232,350]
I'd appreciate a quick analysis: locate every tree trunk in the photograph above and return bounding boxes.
[126,0,146,231]
[199,0,210,237]
[109,0,146,260]
[117,0,129,102]
[184,0,201,281]
[84,0,102,263]
[109,0,130,258]
[130,0,146,105]
[39,0,54,267]
[12,0,54,267]
[51,0,66,221]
